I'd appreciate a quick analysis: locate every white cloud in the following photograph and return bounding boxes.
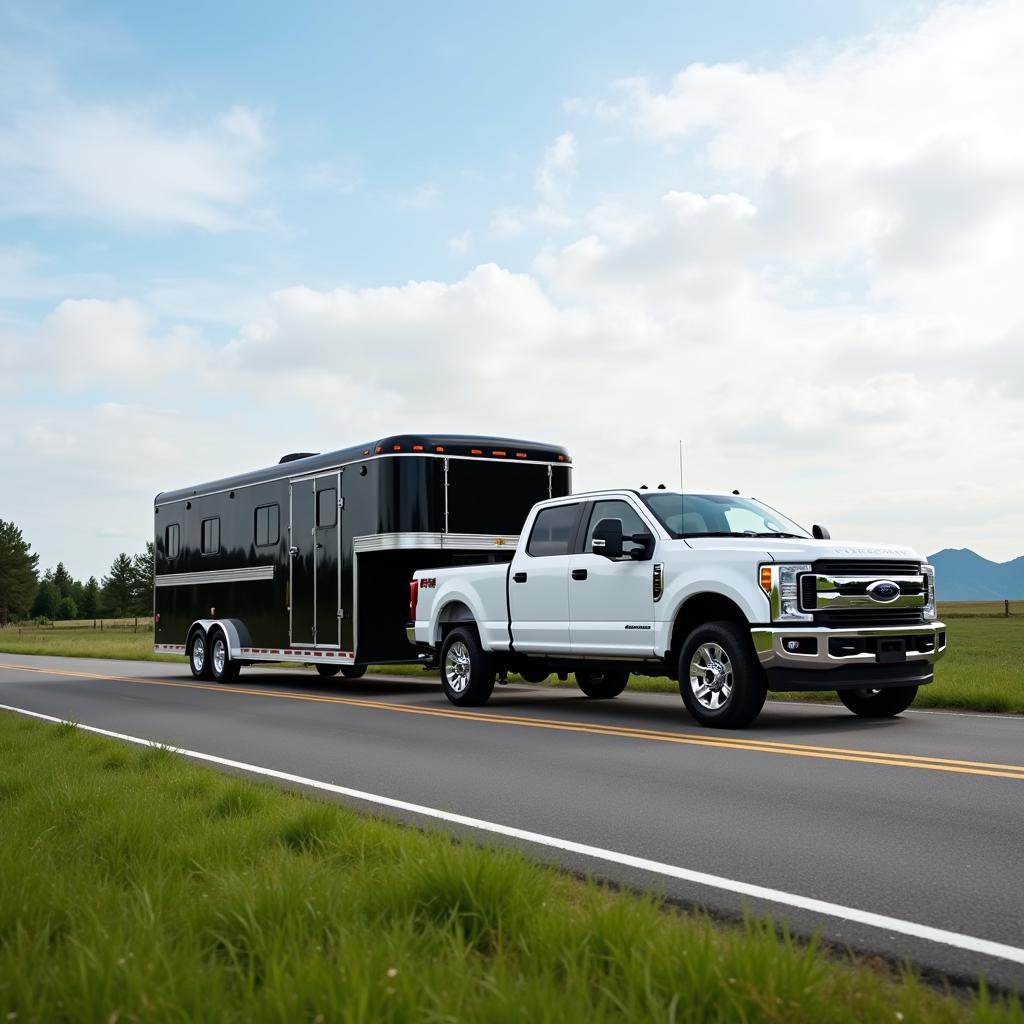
[535,131,576,203]
[448,229,472,255]
[0,72,267,229]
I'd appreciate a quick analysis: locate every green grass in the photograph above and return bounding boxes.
[3,605,1022,714]
[0,712,1019,1022]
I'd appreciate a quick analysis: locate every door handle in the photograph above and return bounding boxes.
[289,546,299,556]
[571,569,588,581]
[512,571,528,583]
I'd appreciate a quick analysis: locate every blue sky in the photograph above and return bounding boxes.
[3,0,1023,578]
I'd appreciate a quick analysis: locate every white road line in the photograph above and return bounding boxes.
[3,701,1023,969]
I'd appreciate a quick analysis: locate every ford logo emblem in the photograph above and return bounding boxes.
[867,580,901,603]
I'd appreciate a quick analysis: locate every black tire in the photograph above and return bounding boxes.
[678,620,767,728]
[575,668,628,699]
[439,627,495,707]
[208,629,241,684]
[315,665,340,678]
[188,629,212,680]
[839,686,918,718]
[340,666,366,680]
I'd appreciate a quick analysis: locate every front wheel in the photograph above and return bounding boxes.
[188,630,211,680]
[575,668,628,699]
[839,686,918,718]
[439,627,495,707]
[678,621,767,728]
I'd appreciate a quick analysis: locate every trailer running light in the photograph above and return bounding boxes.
[408,579,419,621]
[392,444,402,451]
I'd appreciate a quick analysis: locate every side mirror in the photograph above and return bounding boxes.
[628,531,655,561]
[591,518,623,559]
[812,524,830,540]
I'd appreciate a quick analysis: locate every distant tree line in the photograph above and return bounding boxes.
[0,519,153,626]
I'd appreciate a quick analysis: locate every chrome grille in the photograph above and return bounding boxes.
[801,560,927,627]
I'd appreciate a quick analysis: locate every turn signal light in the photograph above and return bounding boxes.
[759,566,773,594]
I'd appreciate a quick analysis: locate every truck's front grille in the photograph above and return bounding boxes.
[812,559,921,576]
[815,609,927,628]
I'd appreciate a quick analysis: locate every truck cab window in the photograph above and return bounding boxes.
[526,503,580,556]
[201,517,220,555]
[165,523,180,559]
[584,500,649,555]
[254,504,280,546]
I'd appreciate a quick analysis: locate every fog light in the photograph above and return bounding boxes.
[783,637,817,655]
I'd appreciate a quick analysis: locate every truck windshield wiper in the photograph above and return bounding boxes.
[680,531,808,539]
[751,532,806,538]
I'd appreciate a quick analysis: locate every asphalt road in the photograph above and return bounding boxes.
[2,653,1023,991]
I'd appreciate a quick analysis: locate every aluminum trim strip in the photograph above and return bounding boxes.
[155,566,275,587]
[353,532,519,553]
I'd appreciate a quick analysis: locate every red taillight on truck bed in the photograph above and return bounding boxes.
[409,579,419,621]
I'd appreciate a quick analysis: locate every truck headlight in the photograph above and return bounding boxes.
[760,563,813,623]
[922,564,937,622]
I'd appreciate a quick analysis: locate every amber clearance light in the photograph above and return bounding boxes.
[759,565,773,595]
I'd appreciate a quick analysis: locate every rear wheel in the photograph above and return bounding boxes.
[575,668,628,699]
[340,666,366,680]
[678,621,767,728]
[440,627,495,707]
[209,629,240,684]
[315,665,340,678]
[188,630,211,680]
[839,686,918,718]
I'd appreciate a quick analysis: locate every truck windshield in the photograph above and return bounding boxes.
[639,492,810,539]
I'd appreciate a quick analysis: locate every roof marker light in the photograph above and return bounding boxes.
[515,452,527,459]
[375,446,383,454]
[412,444,424,452]
[392,444,402,451]
[435,446,445,453]
[492,450,506,457]
[471,448,483,455]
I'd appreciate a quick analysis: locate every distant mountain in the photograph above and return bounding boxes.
[927,548,1024,601]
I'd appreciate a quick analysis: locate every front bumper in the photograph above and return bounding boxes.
[751,621,946,678]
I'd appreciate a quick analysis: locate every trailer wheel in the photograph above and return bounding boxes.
[209,629,240,684]
[315,665,340,677]
[678,621,767,728]
[839,686,918,718]
[575,668,628,699]
[340,666,366,679]
[440,627,495,707]
[188,629,212,680]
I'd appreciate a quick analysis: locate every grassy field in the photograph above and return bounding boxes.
[0,711,1019,1022]
[1,603,1021,714]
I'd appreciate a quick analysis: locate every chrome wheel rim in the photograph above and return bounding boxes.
[191,635,205,673]
[689,642,733,711]
[445,641,471,694]
[212,638,227,676]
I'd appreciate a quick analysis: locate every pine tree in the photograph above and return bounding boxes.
[102,554,135,618]
[56,595,77,621]
[30,580,58,621]
[80,577,100,620]
[131,542,155,616]
[52,562,75,600]
[0,520,40,625]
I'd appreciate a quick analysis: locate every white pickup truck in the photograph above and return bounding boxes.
[408,489,946,728]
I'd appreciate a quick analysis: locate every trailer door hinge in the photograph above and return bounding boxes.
[338,497,345,510]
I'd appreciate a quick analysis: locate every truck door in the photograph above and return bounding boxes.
[289,472,342,647]
[569,499,656,656]
[508,502,582,654]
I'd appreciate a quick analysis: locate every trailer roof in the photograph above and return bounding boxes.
[154,433,571,504]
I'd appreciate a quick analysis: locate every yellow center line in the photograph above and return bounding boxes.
[3,661,1023,781]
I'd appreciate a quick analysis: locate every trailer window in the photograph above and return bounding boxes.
[317,488,337,528]
[526,503,580,557]
[165,523,180,559]
[254,504,279,546]
[201,517,220,555]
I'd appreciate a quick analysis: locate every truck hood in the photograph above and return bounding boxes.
[680,537,924,563]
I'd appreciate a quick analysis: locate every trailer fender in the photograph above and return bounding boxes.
[187,618,253,661]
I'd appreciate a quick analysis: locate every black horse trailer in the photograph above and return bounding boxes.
[153,434,571,681]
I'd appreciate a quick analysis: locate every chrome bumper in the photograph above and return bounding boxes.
[751,622,947,670]
[406,625,417,646]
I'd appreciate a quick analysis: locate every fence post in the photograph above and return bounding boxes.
[1006,599,1010,618]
